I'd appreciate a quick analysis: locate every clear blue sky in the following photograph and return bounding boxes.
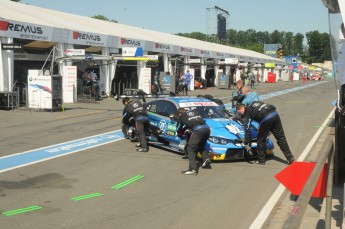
[22,0,329,35]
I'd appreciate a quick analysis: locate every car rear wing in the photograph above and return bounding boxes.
[114,89,176,102]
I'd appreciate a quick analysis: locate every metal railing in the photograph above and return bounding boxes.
[283,138,335,229]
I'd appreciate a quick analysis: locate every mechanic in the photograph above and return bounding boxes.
[152,71,162,94]
[197,94,230,117]
[232,79,245,107]
[176,108,211,175]
[184,70,193,91]
[230,86,259,115]
[122,97,150,152]
[236,102,295,165]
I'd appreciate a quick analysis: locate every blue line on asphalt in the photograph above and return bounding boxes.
[0,81,326,173]
[224,81,326,109]
[0,131,124,173]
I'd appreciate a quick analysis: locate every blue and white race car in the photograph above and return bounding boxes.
[126,96,274,161]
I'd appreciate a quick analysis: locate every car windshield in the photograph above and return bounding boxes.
[184,105,226,119]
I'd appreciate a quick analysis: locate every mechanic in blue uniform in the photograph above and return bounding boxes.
[230,86,259,114]
[176,108,211,175]
[122,97,150,152]
[236,101,295,165]
[232,79,245,108]
[184,70,193,91]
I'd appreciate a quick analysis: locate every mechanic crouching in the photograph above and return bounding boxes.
[176,108,212,175]
[122,97,150,152]
[236,102,295,165]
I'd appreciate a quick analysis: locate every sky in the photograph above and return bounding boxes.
[21,0,329,36]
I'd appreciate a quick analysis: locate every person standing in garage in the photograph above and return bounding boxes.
[176,108,211,175]
[236,102,295,165]
[184,70,193,91]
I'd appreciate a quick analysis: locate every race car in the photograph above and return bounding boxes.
[124,95,274,161]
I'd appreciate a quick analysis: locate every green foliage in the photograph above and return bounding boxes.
[175,28,330,63]
[11,0,21,2]
[91,14,117,23]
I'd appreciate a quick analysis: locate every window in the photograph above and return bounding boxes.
[147,100,177,117]
[146,100,160,113]
[159,101,177,117]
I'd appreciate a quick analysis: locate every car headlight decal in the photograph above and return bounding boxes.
[208,136,233,145]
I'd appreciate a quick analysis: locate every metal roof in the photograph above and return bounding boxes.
[0,0,283,64]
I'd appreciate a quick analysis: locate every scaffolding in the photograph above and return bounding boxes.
[206,6,230,44]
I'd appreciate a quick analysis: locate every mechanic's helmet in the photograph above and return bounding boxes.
[122,97,130,105]
[203,94,215,101]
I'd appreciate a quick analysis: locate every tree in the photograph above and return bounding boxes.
[91,14,117,23]
[306,31,330,63]
[293,33,304,56]
[11,0,21,2]
[174,28,331,62]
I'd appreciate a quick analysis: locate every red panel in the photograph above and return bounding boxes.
[274,162,328,198]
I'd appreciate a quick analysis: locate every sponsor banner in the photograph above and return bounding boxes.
[225,58,238,65]
[265,62,276,68]
[138,68,151,94]
[180,47,194,55]
[27,70,52,109]
[14,53,51,61]
[178,101,218,108]
[122,47,143,57]
[0,19,53,41]
[188,58,201,63]
[154,42,172,53]
[66,49,85,56]
[200,50,211,57]
[144,55,158,61]
[264,44,278,58]
[62,66,77,103]
[216,52,225,58]
[119,37,142,47]
[1,43,22,50]
[69,30,107,47]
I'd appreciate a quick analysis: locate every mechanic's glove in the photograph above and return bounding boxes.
[184,129,191,135]
[244,144,253,156]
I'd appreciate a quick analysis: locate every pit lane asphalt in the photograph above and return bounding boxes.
[0,80,336,229]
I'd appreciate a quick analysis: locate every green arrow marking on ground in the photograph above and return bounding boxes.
[111,175,145,189]
[71,192,104,201]
[2,205,42,216]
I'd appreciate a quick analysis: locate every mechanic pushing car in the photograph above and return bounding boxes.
[122,97,150,152]
[236,102,295,165]
[176,108,211,175]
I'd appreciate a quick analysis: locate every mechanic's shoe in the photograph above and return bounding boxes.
[288,158,295,165]
[181,169,198,175]
[136,148,148,152]
[201,159,212,169]
[255,160,265,165]
[135,143,141,147]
